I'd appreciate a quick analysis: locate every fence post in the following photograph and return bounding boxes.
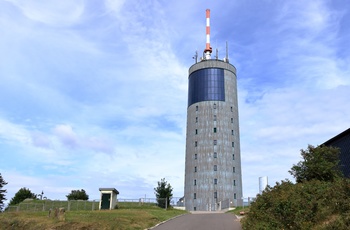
[165,197,167,210]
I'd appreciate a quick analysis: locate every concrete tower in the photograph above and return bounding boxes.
[184,9,242,211]
[259,176,268,194]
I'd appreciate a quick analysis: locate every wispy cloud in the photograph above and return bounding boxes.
[5,0,85,26]
[1,0,349,203]
[31,131,52,149]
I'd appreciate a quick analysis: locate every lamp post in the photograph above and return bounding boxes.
[38,191,44,200]
[241,197,244,211]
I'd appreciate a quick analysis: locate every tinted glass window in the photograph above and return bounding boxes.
[188,68,225,107]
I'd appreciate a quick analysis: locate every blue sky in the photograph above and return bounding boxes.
[1,0,350,204]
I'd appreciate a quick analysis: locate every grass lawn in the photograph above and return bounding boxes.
[0,207,187,230]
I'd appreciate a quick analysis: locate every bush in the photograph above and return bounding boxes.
[242,179,350,229]
[289,145,342,183]
[66,189,89,201]
[8,188,36,206]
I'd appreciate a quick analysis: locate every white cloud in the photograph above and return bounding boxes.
[31,131,52,149]
[271,1,349,89]
[104,0,126,14]
[275,1,342,37]
[53,124,79,149]
[85,137,114,154]
[5,0,85,26]
[0,118,31,145]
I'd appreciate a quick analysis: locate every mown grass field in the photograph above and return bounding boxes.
[0,205,187,230]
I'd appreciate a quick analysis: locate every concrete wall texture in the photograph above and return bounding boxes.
[184,59,243,211]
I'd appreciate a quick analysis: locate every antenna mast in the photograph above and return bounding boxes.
[204,9,212,60]
[225,41,229,63]
[193,51,198,63]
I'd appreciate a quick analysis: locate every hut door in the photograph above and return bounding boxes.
[101,193,111,209]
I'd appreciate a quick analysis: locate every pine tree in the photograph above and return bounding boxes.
[0,173,8,211]
[154,178,173,208]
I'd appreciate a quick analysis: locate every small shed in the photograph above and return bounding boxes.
[99,188,119,210]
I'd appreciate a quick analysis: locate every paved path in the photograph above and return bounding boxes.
[152,212,242,230]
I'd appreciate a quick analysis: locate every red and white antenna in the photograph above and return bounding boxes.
[204,9,212,60]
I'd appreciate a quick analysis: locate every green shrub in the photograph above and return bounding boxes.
[242,179,350,230]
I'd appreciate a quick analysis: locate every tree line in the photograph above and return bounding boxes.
[0,178,89,211]
[0,174,173,211]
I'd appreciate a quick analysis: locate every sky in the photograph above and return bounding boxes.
[1,0,350,205]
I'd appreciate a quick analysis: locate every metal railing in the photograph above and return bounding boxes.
[6,197,184,212]
[6,200,100,212]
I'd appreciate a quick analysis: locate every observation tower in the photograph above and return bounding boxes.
[184,9,243,211]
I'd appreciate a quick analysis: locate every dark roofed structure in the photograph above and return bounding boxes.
[323,128,350,177]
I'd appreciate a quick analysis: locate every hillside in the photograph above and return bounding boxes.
[0,204,187,230]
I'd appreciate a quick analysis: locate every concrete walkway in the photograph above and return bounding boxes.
[151,212,242,230]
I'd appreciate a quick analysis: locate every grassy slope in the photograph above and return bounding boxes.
[0,207,187,230]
